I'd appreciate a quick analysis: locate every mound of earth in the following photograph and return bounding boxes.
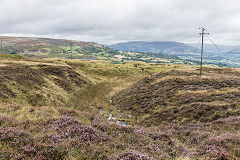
[112,69,240,125]
[0,64,89,106]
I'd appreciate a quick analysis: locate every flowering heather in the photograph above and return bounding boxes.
[0,127,33,147]
[0,115,15,127]
[43,134,62,144]
[134,128,171,142]
[92,117,111,132]
[114,150,154,160]
[34,143,68,160]
[200,133,240,159]
[0,64,240,159]
[22,145,37,158]
[174,143,199,158]
[47,116,107,142]
[93,121,110,132]
[214,116,240,126]
[188,131,212,145]
[203,133,240,149]
[204,145,232,160]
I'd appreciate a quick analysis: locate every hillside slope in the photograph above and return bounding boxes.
[0,36,121,60]
[113,68,240,124]
[1,36,93,47]
[112,67,240,159]
[0,55,239,159]
[0,55,91,108]
[109,41,194,54]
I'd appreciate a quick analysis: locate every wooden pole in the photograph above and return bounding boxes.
[199,28,209,76]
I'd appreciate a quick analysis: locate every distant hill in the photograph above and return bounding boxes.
[1,36,99,56]
[0,36,123,60]
[1,36,94,47]
[0,37,233,67]
[109,41,240,67]
[0,37,210,66]
[187,43,240,55]
[109,41,195,54]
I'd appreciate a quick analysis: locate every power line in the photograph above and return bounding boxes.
[208,37,219,50]
[193,40,200,54]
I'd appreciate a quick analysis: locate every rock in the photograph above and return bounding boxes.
[29,108,35,113]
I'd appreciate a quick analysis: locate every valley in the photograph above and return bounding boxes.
[1,0,240,159]
[109,41,240,68]
[0,37,224,67]
[0,52,239,159]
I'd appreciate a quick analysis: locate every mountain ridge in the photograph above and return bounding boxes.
[0,36,214,66]
[109,41,240,67]
[109,41,194,53]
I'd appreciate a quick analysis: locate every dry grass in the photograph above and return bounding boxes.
[0,54,239,159]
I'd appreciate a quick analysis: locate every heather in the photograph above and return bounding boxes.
[0,114,239,159]
[0,56,239,159]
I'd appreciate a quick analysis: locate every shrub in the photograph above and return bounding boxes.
[47,116,107,142]
[114,150,154,160]
[0,127,33,147]
[34,143,68,160]
[201,133,240,159]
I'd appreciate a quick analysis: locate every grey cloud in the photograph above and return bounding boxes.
[0,0,240,44]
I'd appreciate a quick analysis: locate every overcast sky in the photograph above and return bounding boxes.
[0,0,240,45]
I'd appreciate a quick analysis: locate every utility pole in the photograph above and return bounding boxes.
[199,27,209,76]
[70,40,73,59]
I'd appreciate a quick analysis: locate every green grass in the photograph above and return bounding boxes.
[0,53,25,60]
[0,56,239,160]
[67,82,113,110]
